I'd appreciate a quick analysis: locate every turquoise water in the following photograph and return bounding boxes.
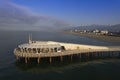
[0,31,120,80]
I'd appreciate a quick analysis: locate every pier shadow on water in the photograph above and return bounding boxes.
[15,51,120,73]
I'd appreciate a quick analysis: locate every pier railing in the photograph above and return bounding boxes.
[14,47,120,58]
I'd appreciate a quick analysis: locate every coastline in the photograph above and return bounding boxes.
[62,31,120,43]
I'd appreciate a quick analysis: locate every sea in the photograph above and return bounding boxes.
[0,30,120,80]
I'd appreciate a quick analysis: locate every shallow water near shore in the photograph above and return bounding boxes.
[0,31,120,80]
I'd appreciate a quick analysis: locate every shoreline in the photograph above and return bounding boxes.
[62,31,120,43]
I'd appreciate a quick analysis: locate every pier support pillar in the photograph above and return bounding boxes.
[49,57,52,64]
[60,56,63,62]
[71,55,73,62]
[37,57,40,64]
[60,53,63,62]
[28,57,30,62]
[16,56,19,61]
[25,57,27,63]
[79,53,81,58]
[112,51,114,58]
[97,52,100,57]
[88,52,90,59]
[108,51,111,57]
[86,53,89,60]
[94,52,96,58]
[119,51,120,57]
[100,52,102,57]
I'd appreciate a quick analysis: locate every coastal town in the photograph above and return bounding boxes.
[69,29,120,37]
[63,29,120,43]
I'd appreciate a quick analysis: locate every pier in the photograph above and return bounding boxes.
[14,41,120,64]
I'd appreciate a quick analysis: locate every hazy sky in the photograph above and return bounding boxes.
[0,0,120,30]
[11,0,120,25]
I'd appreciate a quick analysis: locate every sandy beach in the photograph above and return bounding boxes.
[63,31,120,43]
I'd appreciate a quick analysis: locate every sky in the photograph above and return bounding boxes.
[0,0,120,30]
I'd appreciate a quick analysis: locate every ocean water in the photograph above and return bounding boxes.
[0,31,120,80]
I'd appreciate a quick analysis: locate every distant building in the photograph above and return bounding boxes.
[93,29,100,33]
[100,30,109,35]
[83,30,87,33]
[74,29,78,32]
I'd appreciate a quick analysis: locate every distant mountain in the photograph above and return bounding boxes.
[110,24,120,32]
[68,24,120,32]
